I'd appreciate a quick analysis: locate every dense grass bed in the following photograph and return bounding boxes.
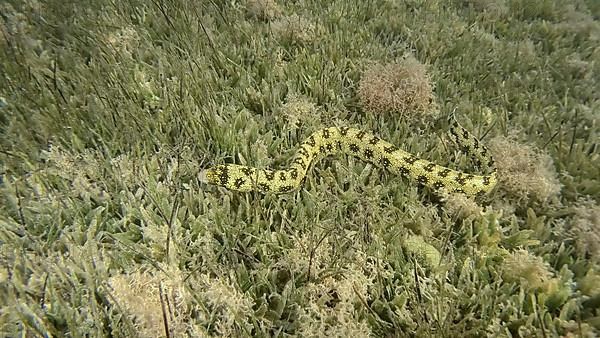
[1,0,599,336]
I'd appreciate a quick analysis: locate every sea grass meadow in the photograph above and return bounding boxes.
[1,0,599,336]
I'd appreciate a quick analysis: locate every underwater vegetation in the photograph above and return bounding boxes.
[1,0,599,336]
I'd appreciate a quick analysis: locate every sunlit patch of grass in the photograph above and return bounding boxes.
[108,267,194,337]
[271,14,323,46]
[358,56,436,121]
[489,136,562,203]
[570,199,600,263]
[501,249,554,290]
[245,0,282,21]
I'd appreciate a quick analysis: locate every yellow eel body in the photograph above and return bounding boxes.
[201,117,497,196]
